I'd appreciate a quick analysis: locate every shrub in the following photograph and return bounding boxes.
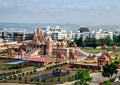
[18,73,22,76]
[33,69,37,73]
[12,71,15,74]
[30,78,34,82]
[9,72,12,75]
[26,72,30,75]
[6,72,9,76]
[25,77,27,83]
[13,75,17,78]
[16,70,19,73]
[4,77,7,79]
[30,71,33,74]
[8,76,12,80]
[71,75,75,81]
[12,76,17,80]
[104,80,112,85]
[57,78,61,81]
[68,77,71,81]
[46,67,49,70]
[3,73,6,75]
[22,73,24,76]
[50,78,54,82]
[19,76,22,81]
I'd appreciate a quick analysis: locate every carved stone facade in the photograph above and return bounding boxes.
[112,45,118,52]
[19,28,88,61]
[97,52,112,67]
[25,28,68,56]
[69,52,77,64]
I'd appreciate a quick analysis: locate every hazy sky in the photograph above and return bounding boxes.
[0,0,120,25]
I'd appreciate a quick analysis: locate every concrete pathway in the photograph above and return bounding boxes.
[56,72,108,85]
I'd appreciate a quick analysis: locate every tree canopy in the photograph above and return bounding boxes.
[68,34,120,48]
[102,61,119,79]
[74,69,92,85]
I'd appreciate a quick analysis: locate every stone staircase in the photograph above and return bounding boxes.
[25,48,40,58]
[74,47,89,57]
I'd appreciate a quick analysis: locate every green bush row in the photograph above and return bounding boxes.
[46,62,67,70]
[0,70,21,76]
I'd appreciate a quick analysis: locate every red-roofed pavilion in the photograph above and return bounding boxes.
[102,44,108,49]
[18,49,26,59]
[113,45,118,52]
[7,48,16,58]
[69,52,78,64]
[72,42,77,47]
[23,57,52,66]
[97,52,112,67]
[56,52,64,62]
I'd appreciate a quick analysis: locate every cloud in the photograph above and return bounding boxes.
[0,0,120,25]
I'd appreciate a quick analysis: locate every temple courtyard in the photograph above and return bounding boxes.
[0,29,120,85]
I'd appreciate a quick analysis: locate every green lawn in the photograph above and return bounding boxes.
[83,47,120,54]
[110,52,120,58]
[82,48,104,54]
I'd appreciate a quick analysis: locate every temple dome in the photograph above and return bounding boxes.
[72,42,77,47]
[98,53,110,61]
[33,28,45,45]
[69,53,77,59]
[45,35,53,43]
[8,48,15,54]
[113,45,118,49]
[61,41,67,46]
[102,44,108,49]
[18,49,26,55]
[57,52,64,58]
[19,43,27,49]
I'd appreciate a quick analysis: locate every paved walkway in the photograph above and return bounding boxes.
[56,72,108,85]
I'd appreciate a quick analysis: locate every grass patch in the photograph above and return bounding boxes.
[110,52,120,58]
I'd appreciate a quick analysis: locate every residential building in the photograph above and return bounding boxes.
[24,33,33,40]
[71,31,81,39]
[67,27,94,41]
[42,26,67,40]
[67,31,73,41]
[79,27,94,41]
[1,30,25,42]
[95,29,113,40]
[0,29,33,42]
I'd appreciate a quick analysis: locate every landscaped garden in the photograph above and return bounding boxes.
[83,48,105,54]
[0,50,7,56]
[110,51,120,59]
[0,57,72,85]
[1,46,120,85]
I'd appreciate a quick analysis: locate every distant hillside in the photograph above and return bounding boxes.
[0,23,120,32]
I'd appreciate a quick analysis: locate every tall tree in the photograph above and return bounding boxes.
[74,38,78,43]
[102,62,119,79]
[84,36,90,47]
[76,37,85,47]
[84,37,97,48]
[113,35,118,42]
[117,35,120,42]
[74,69,92,85]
